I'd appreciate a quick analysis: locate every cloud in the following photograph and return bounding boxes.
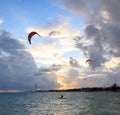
[84,25,100,38]
[34,64,66,75]
[53,0,91,17]
[26,16,81,67]
[52,0,120,87]
[99,0,120,24]
[22,0,120,89]
[102,64,120,86]
[27,15,80,38]
[0,30,61,90]
[56,68,81,89]
[105,57,120,68]
[86,0,120,62]
[72,1,120,70]
[69,57,81,68]
[34,73,62,90]
[48,31,61,37]
[0,30,36,90]
[104,24,120,57]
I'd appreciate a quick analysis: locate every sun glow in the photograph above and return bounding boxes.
[57,75,68,90]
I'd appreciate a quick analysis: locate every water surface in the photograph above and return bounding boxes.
[0,92,120,115]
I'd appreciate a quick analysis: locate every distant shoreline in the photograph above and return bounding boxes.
[35,89,120,92]
[35,83,120,92]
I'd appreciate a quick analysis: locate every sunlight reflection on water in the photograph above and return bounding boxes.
[0,92,120,115]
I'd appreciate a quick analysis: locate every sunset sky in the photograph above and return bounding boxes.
[0,0,120,91]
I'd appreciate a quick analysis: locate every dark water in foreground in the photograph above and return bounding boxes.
[0,92,120,115]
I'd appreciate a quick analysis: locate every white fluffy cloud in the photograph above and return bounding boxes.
[26,16,81,67]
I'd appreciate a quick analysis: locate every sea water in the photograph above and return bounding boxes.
[0,92,120,115]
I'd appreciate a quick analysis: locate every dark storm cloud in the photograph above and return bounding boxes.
[0,48,37,90]
[0,30,61,90]
[0,30,24,55]
[99,0,120,24]
[84,24,108,69]
[73,1,120,69]
[90,0,120,58]
[87,43,107,70]
[84,25,100,38]
[103,24,120,56]
[35,73,62,90]
[60,0,120,61]
[74,26,106,69]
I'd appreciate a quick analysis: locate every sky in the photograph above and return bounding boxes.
[0,0,120,91]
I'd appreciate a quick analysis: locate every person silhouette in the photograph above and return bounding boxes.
[60,94,63,99]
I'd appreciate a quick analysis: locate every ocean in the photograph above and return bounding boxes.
[0,92,120,115]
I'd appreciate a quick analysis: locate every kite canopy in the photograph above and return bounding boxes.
[28,31,41,44]
[86,59,92,63]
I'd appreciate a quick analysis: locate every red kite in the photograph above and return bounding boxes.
[86,59,92,63]
[28,31,41,44]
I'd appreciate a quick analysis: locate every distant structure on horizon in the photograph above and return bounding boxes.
[35,84,37,91]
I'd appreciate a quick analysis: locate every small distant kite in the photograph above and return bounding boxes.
[86,59,92,63]
[28,31,41,44]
